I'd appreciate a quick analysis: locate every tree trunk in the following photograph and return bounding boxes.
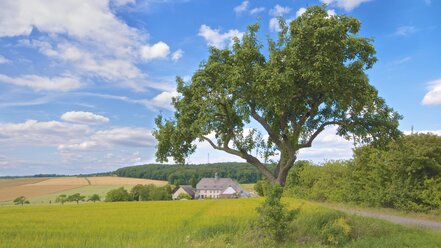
[276,156,297,186]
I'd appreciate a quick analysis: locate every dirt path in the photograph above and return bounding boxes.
[84,177,91,185]
[335,207,441,230]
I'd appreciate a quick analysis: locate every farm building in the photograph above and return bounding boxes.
[195,173,249,199]
[172,185,195,200]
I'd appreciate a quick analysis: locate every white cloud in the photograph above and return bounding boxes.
[269,4,291,16]
[0,118,156,174]
[151,90,178,110]
[296,7,307,17]
[28,40,145,86]
[0,120,91,146]
[58,127,155,152]
[0,55,10,64]
[394,25,416,36]
[298,126,354,161]
[61,111,109,124]
[234,1,249,15]
[141,41,170,61]
[296,7,334,18]
[269,5,291,32]
[327,9,336,16]
[0,0,173,91]
[171,49,184,62]
[320,0,370,11]
[0,0,139,44]
[0,74,82,91]
[422,78,441,105]
[250,7,265,15]
[269,18,281,32]
[198,25,243,49]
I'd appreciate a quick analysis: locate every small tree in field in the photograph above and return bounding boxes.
[55,194,68,205]
[88,194,101,202]
[67,193,86,204]
[153,5,401,187]
[14,196,30,206]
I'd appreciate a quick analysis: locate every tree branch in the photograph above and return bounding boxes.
[298,121,345,149]
[250,107,283,149]
[200,136,276,181]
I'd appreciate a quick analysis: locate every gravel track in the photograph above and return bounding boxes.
[335,207,441,230]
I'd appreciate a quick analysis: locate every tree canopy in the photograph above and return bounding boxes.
[153,6,401,185]
[14,196,30,206]
[67,193,86,204]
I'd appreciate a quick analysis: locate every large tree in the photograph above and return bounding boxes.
[153,6,401,186]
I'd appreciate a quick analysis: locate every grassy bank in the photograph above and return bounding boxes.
[0,198,440,247]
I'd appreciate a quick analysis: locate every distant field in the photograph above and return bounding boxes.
[0,198,440,247]
[0,176,167,204]
[241,183,255,192]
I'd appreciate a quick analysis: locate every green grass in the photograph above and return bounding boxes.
[0,198,440,248]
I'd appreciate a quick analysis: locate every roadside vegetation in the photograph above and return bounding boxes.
[270,134,441,215]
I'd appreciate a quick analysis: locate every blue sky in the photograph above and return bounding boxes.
[0,0,440,176]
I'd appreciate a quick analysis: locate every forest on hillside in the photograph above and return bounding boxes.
[115,162,274,185]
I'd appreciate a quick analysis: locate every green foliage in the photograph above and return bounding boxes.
[190,175,198,188]
[129,184,172,201]
[255,185,299,243]
[55,194,68,204]
[67,193,86,204]
[321,217,352,246]
[153,5,401,185]
[253,179,269,196]
[105,187,131,202]
[177,193,192,200]
[286,160,352,202]
[285,134,441,212]
[87,194,101,202]
[350,133,441,212]
[115,162,268,184]
[13,196,29,206]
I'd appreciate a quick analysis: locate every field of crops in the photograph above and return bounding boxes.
[0,198,440,247]
[0,177,167,204]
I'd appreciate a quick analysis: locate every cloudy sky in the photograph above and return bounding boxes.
[0,0,440,176]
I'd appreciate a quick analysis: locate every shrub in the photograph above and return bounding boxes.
[105,187,131,202]
[321,217,352,246]
[177,193,192,200]
[255,184,299,243]
[254,180,269,196]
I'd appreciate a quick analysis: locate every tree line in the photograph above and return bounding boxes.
[50,184,173,204]
[260,134,441,213]
[115,162,272,185]
[105,184,172,202]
